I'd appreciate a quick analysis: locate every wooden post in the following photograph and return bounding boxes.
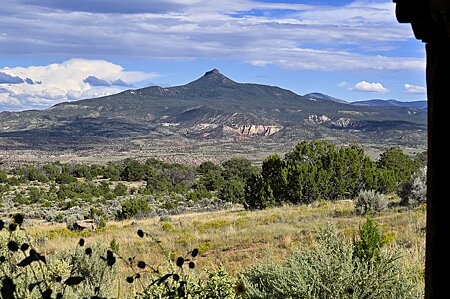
[394,0,450,297]
[425,38,450,299]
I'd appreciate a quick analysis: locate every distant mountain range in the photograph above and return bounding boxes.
[304,92,427,109]
[0,69,427,149]
[351,99,427,109]
[303,93,349,104]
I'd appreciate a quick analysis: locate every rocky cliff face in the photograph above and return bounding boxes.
[224,124,283,136]
[179,123,283,138]
[331,118,365,129]
[306,114,331,124]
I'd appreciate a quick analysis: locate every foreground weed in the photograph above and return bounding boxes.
[0,214,240,299]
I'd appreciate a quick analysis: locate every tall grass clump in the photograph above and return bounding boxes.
[240,220,423,299]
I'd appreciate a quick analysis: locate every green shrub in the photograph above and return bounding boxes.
[65,213,84,230]
[94,214,107,229]
[159,197,179,210]
[219,179,245,203]
[12,191,30,205]
[240,223,422,299]
[0,170,7,183]
[195,219,232,232]
[137,264,236,299]
[7,176,24,186]
[222,157,257,182]
[186,186,212,202]
[244,174,275,210]
[354,189,387,215]
[377,147,419,187]
[240,140,425,210]
[54,213,64,223]
[353,216,385,262]
[120,158,146,181]
[399,167,427,207]
[0,183,10,194]
[196,161,222,175]
[198,170,226,191]
[55,172,77,184]
[28,187,45,203]
[116,197,151,220]
[189,266,236,299]
[113,182,128,196]
[54,243,118,298]
[129,231,237,299]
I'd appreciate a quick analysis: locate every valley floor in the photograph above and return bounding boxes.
[0,138,426,169]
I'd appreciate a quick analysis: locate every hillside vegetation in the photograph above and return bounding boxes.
[0,140,427,298]
[0,140,426,224]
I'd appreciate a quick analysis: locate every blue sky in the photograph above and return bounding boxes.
[0,0,426,111]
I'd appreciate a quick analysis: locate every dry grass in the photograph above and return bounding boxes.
[24,200,426,282]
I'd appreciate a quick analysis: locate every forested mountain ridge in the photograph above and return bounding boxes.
[0,69,426,149]
[304,92,427,109]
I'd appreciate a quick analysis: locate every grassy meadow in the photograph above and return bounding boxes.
[18,199,425,297]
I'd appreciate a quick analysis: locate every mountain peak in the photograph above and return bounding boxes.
[186,69,236,87]
[204,68,221,76]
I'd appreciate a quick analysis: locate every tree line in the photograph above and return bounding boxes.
[244,140,425,209]
[0,140,426,215]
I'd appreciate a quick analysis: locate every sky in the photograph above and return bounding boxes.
[0,0,427,111]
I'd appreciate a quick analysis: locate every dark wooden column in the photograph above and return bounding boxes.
[425,37,450,299]
[394,1,450,298]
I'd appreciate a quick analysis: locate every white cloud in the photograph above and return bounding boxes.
[404,83,426,94]
[14,0,312,14]
[0,93,20,105]
[299,1,397,25]
[246,48,424,71]
[0,0,424,72]
[352,81,389,93]
[0,59,159,109]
